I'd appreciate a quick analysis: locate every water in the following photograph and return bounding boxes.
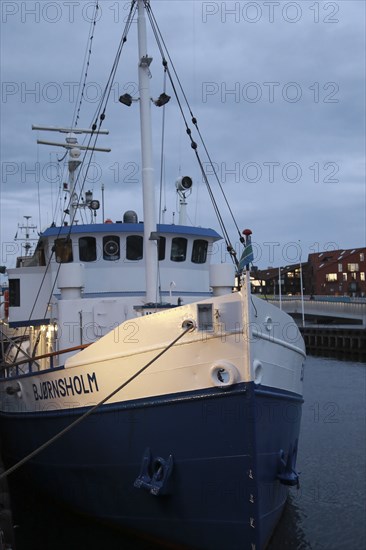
[268,356,366,549]
[7,357,366,550]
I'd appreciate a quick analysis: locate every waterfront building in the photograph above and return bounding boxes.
[252,247,366,297]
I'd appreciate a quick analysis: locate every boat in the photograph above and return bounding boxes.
[0,217,40,367]
[0,1,306,548]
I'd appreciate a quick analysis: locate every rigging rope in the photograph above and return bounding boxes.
[158,68,168,226]
[156,67,168,303]
[71,0,100,129]
[89,1,137,131]
[9,0,243,360]
[146,2,244,243]
[12,1,138,361]
[36,134,42,232]
[0,322,194,480]
[144,1,242,267]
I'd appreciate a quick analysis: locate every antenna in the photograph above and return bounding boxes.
[32,125,109,135]
[33,126,110,221]
[15,216,38,256]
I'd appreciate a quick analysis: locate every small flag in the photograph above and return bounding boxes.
[238,242,254,271]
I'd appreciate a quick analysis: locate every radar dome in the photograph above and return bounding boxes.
[123,210,138,223]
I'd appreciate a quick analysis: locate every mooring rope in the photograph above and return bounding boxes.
[0,322,195,480]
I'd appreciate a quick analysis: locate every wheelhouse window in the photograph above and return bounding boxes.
[9,279,20,307]
[79,237,97,262]
[54,238,73,263]
[191,239,208,264]
[126,235,143,261]
[103,236,120,261]
[171,238,187,262]
[158,236,166,261]
[32,241,46,266]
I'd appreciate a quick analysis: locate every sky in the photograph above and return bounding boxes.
[0,0,365,278]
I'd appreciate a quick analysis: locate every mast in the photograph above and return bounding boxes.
[137,0,158,304]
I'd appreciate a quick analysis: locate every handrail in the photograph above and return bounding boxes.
[0,343,91,372]
[0,324,34,362]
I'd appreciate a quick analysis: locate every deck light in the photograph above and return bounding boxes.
[176,176,192,192]
[154,93,171,107]
[119,93,133,107]
[85,190,93,204]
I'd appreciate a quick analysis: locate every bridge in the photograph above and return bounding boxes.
[268,297,366,327]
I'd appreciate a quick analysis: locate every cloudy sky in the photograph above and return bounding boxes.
[0,0,365,276]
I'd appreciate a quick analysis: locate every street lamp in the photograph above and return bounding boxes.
[299,242,305,327]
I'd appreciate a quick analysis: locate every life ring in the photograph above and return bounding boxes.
[210,361,239,388]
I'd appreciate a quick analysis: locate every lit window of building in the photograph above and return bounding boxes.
[338,263,342,272]
[360,272,365,281]
[347,263,359,272]
[343,273,347,281]
[326,273,337,282]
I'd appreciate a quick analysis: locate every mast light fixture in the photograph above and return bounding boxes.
[154,93,171,107]
[119,93,133,107]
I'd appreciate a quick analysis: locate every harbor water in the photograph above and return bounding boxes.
[3,356,366,550]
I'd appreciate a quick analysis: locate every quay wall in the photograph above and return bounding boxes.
[299,326,366,361]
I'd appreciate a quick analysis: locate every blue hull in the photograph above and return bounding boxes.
[0,383,302,549]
